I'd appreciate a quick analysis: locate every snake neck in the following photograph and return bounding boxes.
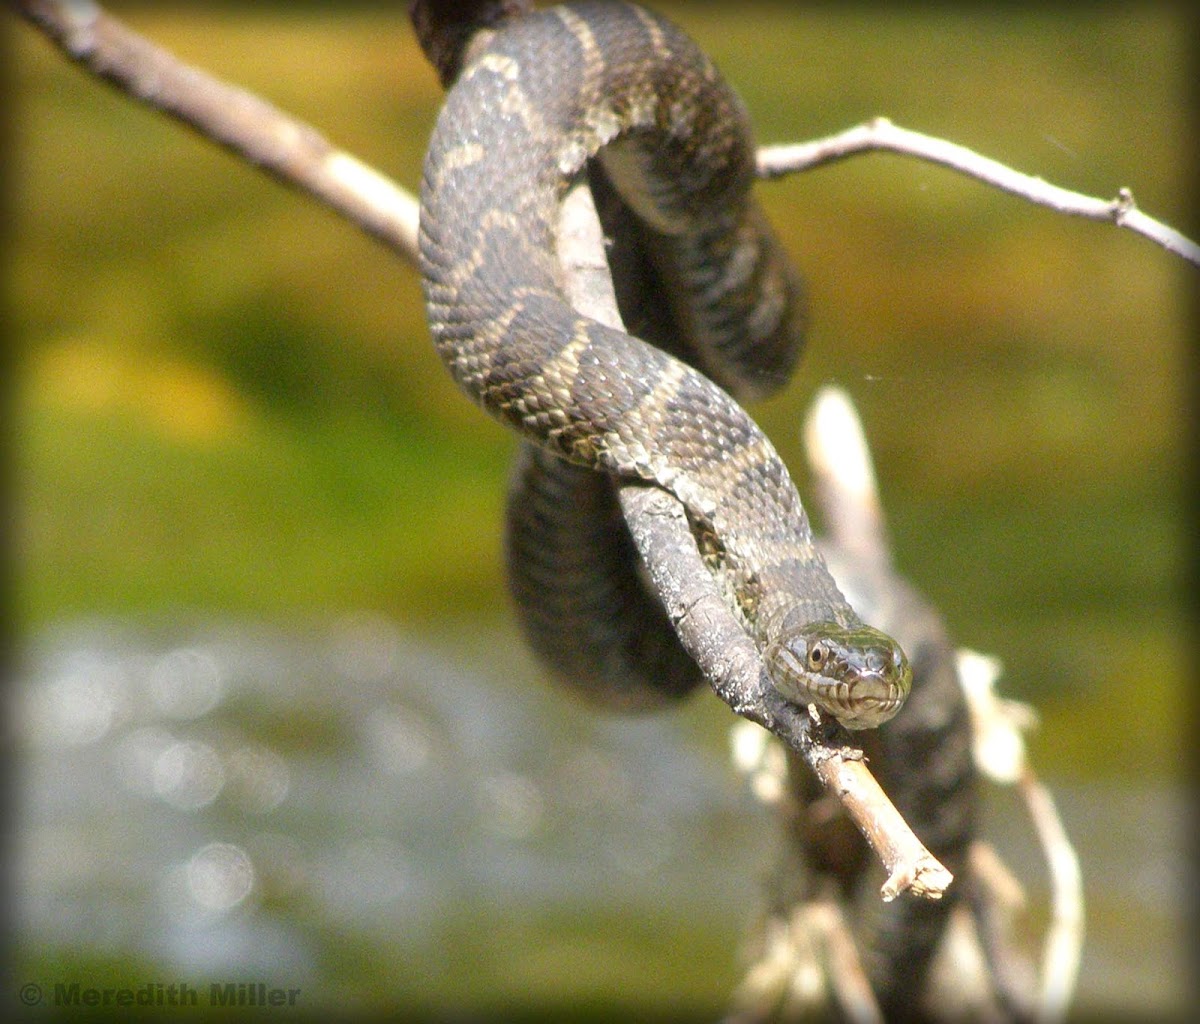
[751,558,863,646]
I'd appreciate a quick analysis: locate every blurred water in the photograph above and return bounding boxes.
[10,616,1187,1017]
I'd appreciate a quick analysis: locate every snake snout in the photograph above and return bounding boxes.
[837,648,911,729]
[839,671,906,730]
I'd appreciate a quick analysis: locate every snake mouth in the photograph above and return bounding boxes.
[832,679,906,730]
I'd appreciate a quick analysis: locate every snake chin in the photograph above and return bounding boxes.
[830,685,908,731]
[763,621,912,731]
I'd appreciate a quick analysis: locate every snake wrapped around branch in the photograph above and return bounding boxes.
[415,0,911,730]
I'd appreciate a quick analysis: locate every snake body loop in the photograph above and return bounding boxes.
[418,0,910,728]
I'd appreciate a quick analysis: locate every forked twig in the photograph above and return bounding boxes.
[957,649,1084,1021]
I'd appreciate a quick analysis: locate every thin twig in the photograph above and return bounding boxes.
[1020,770,1084,1023]
[759,116,1200,266]
[956,649,1084,1020]
[816,747,953,901]
[814,898,885,1024]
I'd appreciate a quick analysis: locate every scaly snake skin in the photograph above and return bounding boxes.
[418,0,910,729]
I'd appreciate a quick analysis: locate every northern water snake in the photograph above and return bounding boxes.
[416,0,911,729]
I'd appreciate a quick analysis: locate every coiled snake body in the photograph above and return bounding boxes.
[418,0,910,729]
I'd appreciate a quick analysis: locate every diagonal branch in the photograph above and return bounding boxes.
[559,180,951,901]
[13,0,421,261]
[759,116,1200,266]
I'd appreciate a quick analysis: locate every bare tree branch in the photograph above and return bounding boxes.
[1022,769,1083,1023]
[759,116,1200,266]
[957,649,1084,1021]
[558,180,952,901]
[12,0,421,261]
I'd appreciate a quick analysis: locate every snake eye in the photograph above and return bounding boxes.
[807,641,827,670]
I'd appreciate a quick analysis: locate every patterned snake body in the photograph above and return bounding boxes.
[418,0,910,728]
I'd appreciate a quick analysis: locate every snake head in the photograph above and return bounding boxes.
[763,622,911,730]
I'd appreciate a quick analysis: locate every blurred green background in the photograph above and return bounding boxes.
[8,2,1193,1018]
